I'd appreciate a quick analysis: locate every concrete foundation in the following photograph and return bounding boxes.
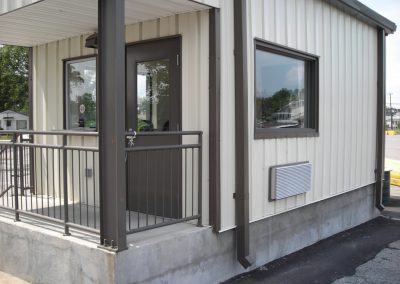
[0,185,378,284]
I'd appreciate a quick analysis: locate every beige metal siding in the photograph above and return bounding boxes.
[219,0,236,230]
[31,0,379,231]
[32,11,210,222]
[245,0,377,223]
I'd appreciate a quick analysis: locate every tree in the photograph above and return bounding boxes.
[0,45,29,113]
[256,88,292,122]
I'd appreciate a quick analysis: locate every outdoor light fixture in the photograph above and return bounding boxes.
[85,33,98,49]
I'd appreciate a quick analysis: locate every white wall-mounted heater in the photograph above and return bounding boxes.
[270,162,312,200]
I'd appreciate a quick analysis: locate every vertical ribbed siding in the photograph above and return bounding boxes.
[245,0,378,223]
[219,0,236,230]
[33,11,210,224]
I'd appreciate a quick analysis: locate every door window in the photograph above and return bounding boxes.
[136,59,170,131]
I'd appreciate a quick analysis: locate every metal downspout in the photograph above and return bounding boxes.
[234,0,253,268]
[375,28,386,211]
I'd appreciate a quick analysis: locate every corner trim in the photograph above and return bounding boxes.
[328,0,396,34]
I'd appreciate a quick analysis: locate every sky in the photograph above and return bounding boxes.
[360,0,400,109]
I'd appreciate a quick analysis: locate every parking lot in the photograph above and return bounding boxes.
[386,135,400,161]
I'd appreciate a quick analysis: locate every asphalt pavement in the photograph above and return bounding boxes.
[226,216,400,284]
[386,135,400,161]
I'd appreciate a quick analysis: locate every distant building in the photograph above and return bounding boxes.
[0,110,29,130]
[386,113,400,129]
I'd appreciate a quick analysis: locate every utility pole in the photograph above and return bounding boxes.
[390,93,393,130]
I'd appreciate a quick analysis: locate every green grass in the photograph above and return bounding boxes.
[0,135,12,140]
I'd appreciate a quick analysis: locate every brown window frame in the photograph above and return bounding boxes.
[254,38,319,139]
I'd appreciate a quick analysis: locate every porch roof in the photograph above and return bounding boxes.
[0,0,215,47]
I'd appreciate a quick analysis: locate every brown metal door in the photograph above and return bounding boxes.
[126,37,182,219]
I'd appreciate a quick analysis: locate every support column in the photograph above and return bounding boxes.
[98,0,127,250]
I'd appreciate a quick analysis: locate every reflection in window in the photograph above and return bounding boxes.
[137,59,170,132]
[66,58,96,130]
[255,50,305,129]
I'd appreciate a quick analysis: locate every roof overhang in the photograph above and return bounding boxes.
[0,0,216,47]
[328,0,397,34]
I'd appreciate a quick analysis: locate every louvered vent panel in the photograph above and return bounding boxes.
[270,162,312,200]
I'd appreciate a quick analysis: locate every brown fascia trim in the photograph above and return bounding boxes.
[209,8,221,232]
[233,0,253,269]
[375,28,386,211]
[328,0,396,34]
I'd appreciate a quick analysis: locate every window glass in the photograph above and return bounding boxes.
[254,40,318,139]
[255,50,306,129]
[136,59,170,131]
[66,58,96,130]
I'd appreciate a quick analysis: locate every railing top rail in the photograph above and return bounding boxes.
[0,130,99,137]
[0,130,202,137]
[126,143,201,152]
[126,131,203,136]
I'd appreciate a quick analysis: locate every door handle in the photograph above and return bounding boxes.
[126,130,137,148]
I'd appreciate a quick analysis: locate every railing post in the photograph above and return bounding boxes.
[197,132,203,227]
[19,142,24,197]
[62,135,70,236]
[29,134,35,195]
[13,134,20,221]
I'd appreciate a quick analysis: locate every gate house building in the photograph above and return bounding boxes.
[0,0,396,283]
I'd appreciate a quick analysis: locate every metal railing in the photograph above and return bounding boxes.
[125,131,202,234]
[0,130,203,239]
[0,130,99,235]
